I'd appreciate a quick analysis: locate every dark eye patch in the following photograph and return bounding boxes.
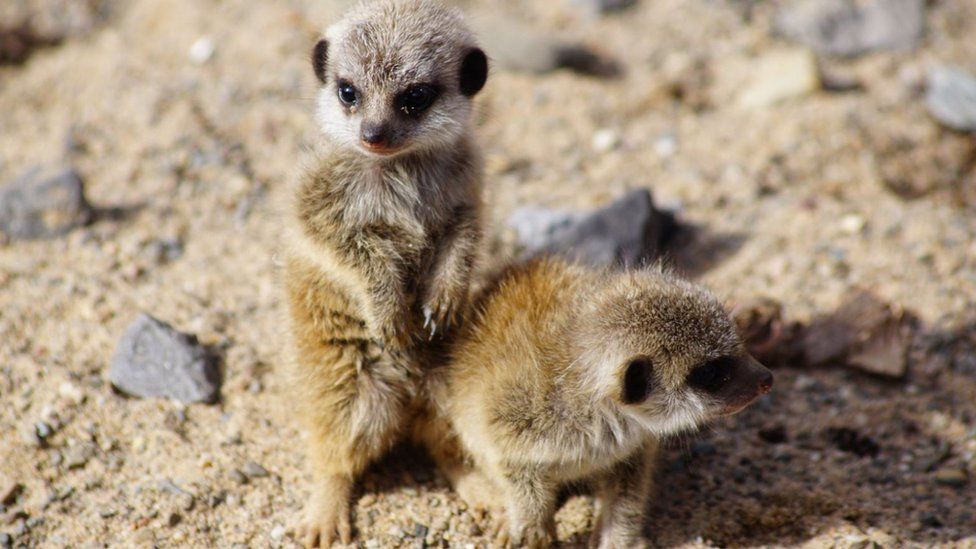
[395,84,439,117]
[687,357,735,394]
[622,357,654,404]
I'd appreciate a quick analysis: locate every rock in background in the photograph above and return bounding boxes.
[926,66,976,133]
[775,0,924,57]
[0,165,93,240]
[506,188,676,267]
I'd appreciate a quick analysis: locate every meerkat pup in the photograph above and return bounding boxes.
[282,1,488,546]
[427,258,773,548]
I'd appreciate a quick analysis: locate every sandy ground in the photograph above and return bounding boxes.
[1,0,975,547]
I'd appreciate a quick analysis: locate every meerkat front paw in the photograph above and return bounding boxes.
[494,518,554,549]
[589,527,648,549]
[421,290,464,339]
[298,478,353,548]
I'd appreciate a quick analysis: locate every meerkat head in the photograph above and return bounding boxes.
[311,0,488,158]
[575,269,773,437]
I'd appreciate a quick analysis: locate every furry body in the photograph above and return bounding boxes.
[283,1,488,546]
[425,258,773,548]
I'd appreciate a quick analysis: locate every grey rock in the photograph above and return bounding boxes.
[34,422,53,440]
[0,166,93,240]
[109,314,221,404]
[0,532,10,549]
[775,0,924,57]
[926,66,976,132]
[507,189,675,268]
[241,461,269,479]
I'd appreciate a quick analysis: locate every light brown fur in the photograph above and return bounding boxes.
[282,1,488,546]
[423,258,773,548]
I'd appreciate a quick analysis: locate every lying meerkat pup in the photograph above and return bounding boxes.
[427,258,773,548]
[282,1,488,546]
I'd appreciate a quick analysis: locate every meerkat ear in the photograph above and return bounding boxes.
[312,39,329,84]
[458,47,488,96]
[622,358,654,404]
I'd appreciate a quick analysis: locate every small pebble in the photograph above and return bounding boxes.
[242,461,269,479]
[189,36,215,65]
[35,422,54,441]
[653,133,678,158]
[57,382,85,406]
[840,214,866,235]
[0,534,11,549]
[934,467,968,487]
[167,511,181,527]
[63,442,96,469]
[269,524,286,541]
[591,129,620,153]
[229,470,248,485]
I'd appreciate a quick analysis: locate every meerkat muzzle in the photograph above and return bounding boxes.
[716,356,773,415]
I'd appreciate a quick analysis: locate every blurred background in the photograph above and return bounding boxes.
[0,0,974,546]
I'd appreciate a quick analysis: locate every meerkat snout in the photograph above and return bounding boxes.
[311,22,488,157]
[685,355,773,415]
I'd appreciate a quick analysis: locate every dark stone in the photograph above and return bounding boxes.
[0,166,93,240]
[690,440,717,458]
[109,314,221,404]
[508,189,677,268]
[775,0,924,57]
[413,523,429,539]
[758,425,789,444]
[825,427,880,457]
[920,514,943,528]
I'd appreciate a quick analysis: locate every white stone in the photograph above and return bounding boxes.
[189,37,216,65]
[653,133,678,158]
[840,214,866,235]
[738,48,820,109]
[591,129,620,152]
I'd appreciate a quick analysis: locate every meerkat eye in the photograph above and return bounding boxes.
[337,81,358,106]
[687,357,735,394]
[396,85,438,117]
[622,358,654,404]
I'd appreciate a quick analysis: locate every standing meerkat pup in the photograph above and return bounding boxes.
[427,258,773,548]
[282,1,488,546]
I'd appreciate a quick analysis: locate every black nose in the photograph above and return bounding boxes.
[361,124,388,146]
